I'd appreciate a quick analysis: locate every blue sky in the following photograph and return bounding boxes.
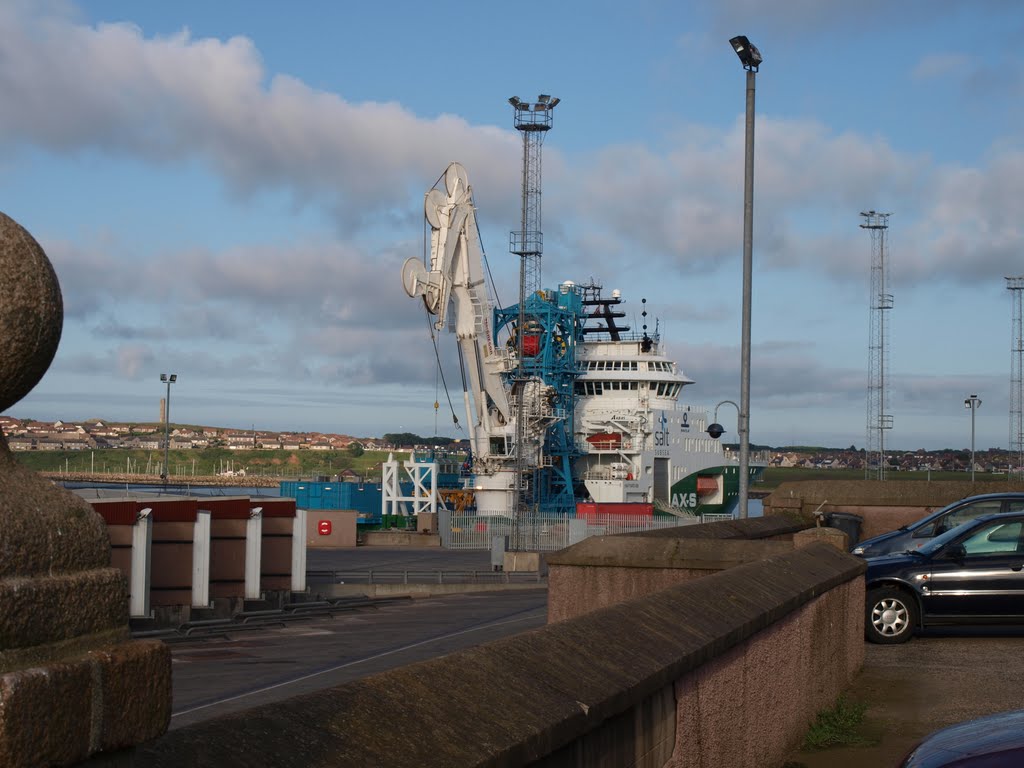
[3,0,1023,450]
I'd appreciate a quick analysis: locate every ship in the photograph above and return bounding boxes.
[402,162,761,522]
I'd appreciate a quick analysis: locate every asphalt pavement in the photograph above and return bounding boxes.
[169,587,547,729]
[786,628,1024,766]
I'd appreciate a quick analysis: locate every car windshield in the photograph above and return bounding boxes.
[915,519,979,555]
[906,499,963,532]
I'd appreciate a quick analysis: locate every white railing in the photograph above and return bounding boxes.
[439,510,707,551]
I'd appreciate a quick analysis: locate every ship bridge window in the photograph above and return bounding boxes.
[489,436,510,455]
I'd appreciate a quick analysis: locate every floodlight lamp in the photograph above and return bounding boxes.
[508,96,520,107]
[548,97,560,108]
[538,94,550,103]
[729,35,762,70]
[169,374,177,382]
[160,373,167,382]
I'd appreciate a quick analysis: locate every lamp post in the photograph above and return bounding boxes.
[707,400,740,441]
[729,35,762,519]
[964,394,981,481]
[160,373,177,487]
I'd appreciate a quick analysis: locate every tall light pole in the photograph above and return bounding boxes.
[729,35,762,518]
[965,394,981,481]
[160,373,177,487]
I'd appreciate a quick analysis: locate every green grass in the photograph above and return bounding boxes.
[801,696,871,750]
[11,447,396,480]
[758,466,1009,490]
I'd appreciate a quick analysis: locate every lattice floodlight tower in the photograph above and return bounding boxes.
[508,94,559,551]
[1009,277,1024,478]
[861,211,893,480]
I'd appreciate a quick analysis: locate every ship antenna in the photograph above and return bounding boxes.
[641,298,653,353]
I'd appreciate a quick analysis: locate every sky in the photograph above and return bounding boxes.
[2,0,1023,451]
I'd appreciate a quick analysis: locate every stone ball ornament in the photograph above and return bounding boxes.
[0,211,63,412]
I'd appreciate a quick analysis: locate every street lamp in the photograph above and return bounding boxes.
[729,35,762,518]
[707,400,740,441]
[160,373,177,487]
[964,394,981,481]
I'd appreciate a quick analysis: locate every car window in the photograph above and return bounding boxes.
[941,500,1003,532]
[913,522,936,538]
[1008,499,1024,513]
[959,520,1024,556]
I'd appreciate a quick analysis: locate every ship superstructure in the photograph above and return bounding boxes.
[403,162,756,520]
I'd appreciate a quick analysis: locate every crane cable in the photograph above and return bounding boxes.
[425,312,462,430]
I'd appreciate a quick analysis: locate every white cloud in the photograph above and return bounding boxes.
[913,53,974,80]
[0,7,522,231]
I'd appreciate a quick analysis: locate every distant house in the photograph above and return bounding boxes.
[0,416,22,434]
[62,437,94,451]
[7,437,33,450]
[224,432,255,450]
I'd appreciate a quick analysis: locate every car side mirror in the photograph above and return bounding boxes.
[941,543,966,560]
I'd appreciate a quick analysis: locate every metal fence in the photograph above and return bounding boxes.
[439,510,713,551]
[306,569,544,585]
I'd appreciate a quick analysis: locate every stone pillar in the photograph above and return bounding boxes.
[0,212,171,766]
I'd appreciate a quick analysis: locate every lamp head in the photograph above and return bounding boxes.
[707,423,726,440]
[729,35,763,71]
[160,373,167,382]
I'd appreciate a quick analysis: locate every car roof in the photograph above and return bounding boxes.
[902,708,1024,765]
[950,491,1024,503]
[961,510,1024,526]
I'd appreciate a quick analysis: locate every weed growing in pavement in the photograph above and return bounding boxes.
[801,695,871,750]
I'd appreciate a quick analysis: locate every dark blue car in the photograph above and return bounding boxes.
[852,492,1024,557]
[864,511,1024,643]
[900,708,1024,766]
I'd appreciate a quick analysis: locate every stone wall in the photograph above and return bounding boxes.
[547,515,806,623]
[763,479,1024,540]
[86,542,864,768]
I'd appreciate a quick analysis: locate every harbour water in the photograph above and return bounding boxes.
[60,480,284,498]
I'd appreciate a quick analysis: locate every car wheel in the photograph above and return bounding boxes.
[865,587,917,644]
